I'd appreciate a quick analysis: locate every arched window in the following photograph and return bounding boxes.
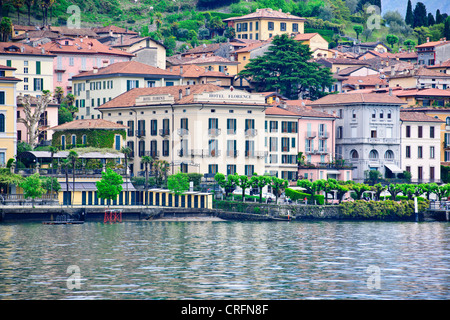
[61,135,66,150]
[384,150,394,159]
[0,114,5,132]
[350,149,359,159]
[82,135,87,145]
[71,134,76,146]
[369,149,379,159]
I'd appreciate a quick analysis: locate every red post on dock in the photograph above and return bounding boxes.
[104,209,122,223]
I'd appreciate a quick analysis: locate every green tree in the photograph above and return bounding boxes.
[250,174,271,203]
[19,173,45,208]
[353,25,363,40]
[40,176,60,195]
[270,176,288,204]
[24,0,34,25]
[413,1,427,28]
[386,34,399,49]
[153,160,169,187]
[214,173,237,198]
[58,107,73,125]
[405,0,414,26]
[236,174,252,202]
[54,86,64,104]
[296,179,316,198]
[0,17,12,43]
[404,39,416,50]
[0,168,24,194]
[168,172,190,196]
[96,168,123,207]
[427,13,435,26]
[141,155,153,191]
[420,183,438,200]
[387,183,402,199]
[238,33,334,100]
[444,17,450,40]
[372,183,386,201]
[351,182,371,200]
[67,150,78,206]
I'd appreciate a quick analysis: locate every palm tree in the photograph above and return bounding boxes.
[48,146,57,200]
[67,150,78,206]
[54,87,64,104]
[141,156,153,191]
[120,146,132,204]
[25,0,34,25]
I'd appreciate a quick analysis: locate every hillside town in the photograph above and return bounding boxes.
[1,7,450,207]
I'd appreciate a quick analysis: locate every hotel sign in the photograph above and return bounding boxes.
[194,89,265,104]
[135,94,174,105]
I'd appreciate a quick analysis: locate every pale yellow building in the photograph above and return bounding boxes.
[0,42,54,97]
[293,33,328,52]
[224,8,305,41]
[0,64,22,166]
[233,40,272,73]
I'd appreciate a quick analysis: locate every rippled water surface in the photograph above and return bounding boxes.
[0,221,448,299]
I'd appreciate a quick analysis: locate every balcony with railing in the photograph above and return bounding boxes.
[226,150,239,158]
[144,150,160,158]
[245,129,258,137]
[135,129,146,138]
[177,128,189,136]
[190,149,221,158]
[245,150,268,159]
[318,131,329,139]
[305,131,317,139]
[159,128,170,137]
[208,128,221,136]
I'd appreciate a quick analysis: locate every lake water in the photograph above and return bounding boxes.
[0,220,448,300]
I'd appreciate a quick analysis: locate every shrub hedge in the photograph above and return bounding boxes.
[285,188,325,205]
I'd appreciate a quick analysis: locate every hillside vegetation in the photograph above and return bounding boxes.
[1,0,449,55]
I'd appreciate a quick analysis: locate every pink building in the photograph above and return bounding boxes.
[286,104,353,182]
[41,37,134,95]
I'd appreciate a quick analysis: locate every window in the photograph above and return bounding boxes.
[36,61,41,75]
[34,78,43,91]
[269,137,278,152]
[227,140,237,157]
[0,114,5,132]
[227,165,236,175]
[350,150,359,159]
[245,165,254,176]
[57,73,62,82]
[372,110,376,118]
[208,164,218,175]
[406,125,411,137]
[0,152,5,166]
[281,137,290,152]
[162,140,169,157]
[0,91,4,105]
[71,134,76,146]
[69,57,74,66]
[269,121,278,133]
[337,126,343,139]
[82,135,87,145]
[384,150,394,159]
[150,119,157,136]
[268,21,274,30]
[418,146,423,159]
[208,139,218,157]
[369,149,378,159]
[371,130,377,138]
[126,80,139,91]
[115,135,121,151]
[418,126,423,138]
[430,146,435,159]
[245,140,255,157]
[406,146,411,158]
[255,21,259,30]
[227,118,236,135]
[293,23,298,32]
[430,126,435,138]
[280,22,286,31]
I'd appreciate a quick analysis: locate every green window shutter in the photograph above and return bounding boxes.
[0,92,5,105]
[6,60,11,67]
[36,61,41,75]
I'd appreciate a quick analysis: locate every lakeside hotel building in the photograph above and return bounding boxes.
[97,85,268,177]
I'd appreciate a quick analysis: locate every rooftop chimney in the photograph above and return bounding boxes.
[426,37,430,43]
[179,89,182,100]
[93,67,98,74]
[186,87,190,96]
[389,88,392,96]
[180,66,183,75]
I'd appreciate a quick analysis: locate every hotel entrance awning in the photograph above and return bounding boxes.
[327,170,341,175]
[385,163,403,174]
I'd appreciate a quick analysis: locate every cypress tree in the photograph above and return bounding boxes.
[444,17,450,40]
[436,9,443,24]
[413,2,428,28]
[405,0,414,26]
[427,13,435,26]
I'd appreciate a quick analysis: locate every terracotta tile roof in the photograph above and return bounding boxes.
[400,111,444,122]
[416,40,450,48]
[182,43,223,56]
[223,8,305,21]
[427,59,450,69]
[50,119,127,131]
[0,42,55,56]
[12,30,59,40]
[285,104,336,118]
[388,67,450,79]
[0,64,16,70]
[181,55,239,65]
[343,75,388,86]
[265,105,300,116]
[337,65,376,76]
[233,40,270,53]
[166,54,197,66]
[41,38,134,57]
[394,88,450,97]
[97,84,223,109]
[318,58,369,68]
[293,33,321,41]
[309,92,406,106]
[71,61,177,79]
[92,26,138,35]
[13,25,38,31]
[50,26,98,38]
